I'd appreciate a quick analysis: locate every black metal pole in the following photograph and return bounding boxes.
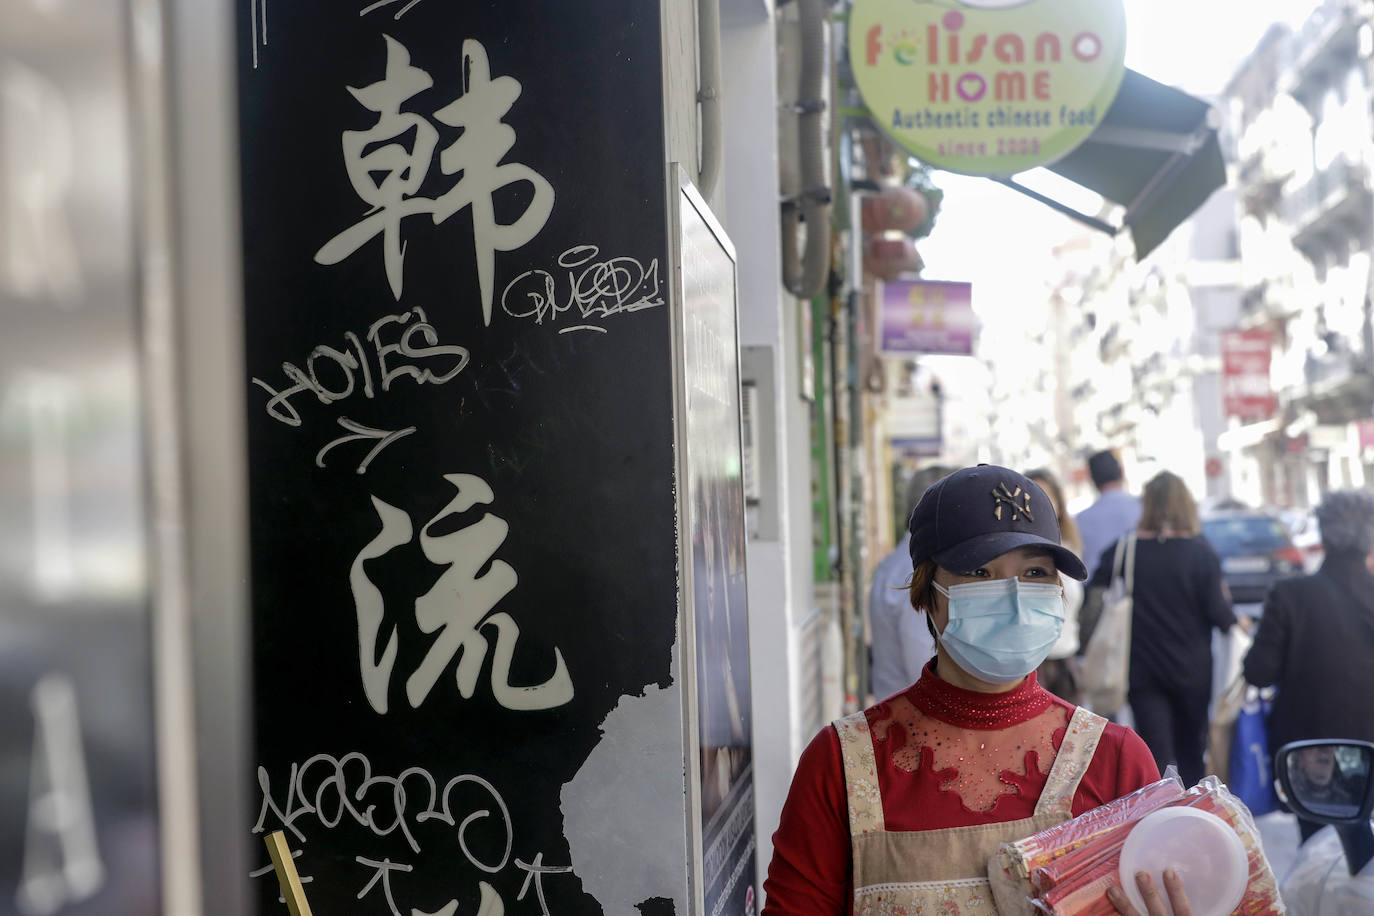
[1337,823,1374,875]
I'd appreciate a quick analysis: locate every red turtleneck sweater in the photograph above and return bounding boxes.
[761,663,1159,915]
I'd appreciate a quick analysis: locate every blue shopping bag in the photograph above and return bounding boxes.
[1229,689,1278,816]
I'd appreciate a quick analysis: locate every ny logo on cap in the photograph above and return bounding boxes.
[992,483,1033,522]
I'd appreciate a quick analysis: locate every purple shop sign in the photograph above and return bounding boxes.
[880,280,975,356]
[891,436,942,457]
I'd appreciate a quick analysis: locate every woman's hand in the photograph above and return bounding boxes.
[1106,870,1195,916]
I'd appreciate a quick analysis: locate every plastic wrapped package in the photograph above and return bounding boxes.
[987,771,1186,914]
[987,772,1285,916]
[1175,779,1284,915]
[1013,772,1186,880]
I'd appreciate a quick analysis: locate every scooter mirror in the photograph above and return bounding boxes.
[1275,740,1374,826]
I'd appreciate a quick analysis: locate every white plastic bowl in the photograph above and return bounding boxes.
[1118,806,1249,916]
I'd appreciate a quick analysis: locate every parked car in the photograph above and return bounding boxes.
[1201,509,1306,608]
[1280,508,1326,573]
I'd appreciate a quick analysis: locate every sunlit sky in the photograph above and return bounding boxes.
[917,0,1317,287]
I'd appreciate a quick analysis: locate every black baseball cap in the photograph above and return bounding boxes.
[907,464,1088,580]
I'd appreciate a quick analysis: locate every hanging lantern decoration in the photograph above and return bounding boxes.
[863,234,923,281]
[860,185,929,235]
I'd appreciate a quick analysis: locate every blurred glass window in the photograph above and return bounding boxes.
[1202,516,1291,553]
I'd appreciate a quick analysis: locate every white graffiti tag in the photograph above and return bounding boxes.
[315,35,554,325]
[249,752,535,916]
[350,474,573,714]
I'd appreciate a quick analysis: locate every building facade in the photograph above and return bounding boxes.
[1221,0,1374,507]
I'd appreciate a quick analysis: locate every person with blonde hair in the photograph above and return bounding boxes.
[1086,470,1236,786]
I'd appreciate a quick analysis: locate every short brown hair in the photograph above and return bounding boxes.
[908,558,940,642]
[1138,471,1199,536]
[908,558,938,611]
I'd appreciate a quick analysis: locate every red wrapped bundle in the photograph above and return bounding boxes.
[1037,852,1126,915]
[1032,825,1128,894]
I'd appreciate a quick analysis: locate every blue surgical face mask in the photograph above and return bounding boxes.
[932,577,1065,685]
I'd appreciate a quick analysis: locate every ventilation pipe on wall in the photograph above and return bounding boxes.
[697,0,723,200]
[779,0,832,299]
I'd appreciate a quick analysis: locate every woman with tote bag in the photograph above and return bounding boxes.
[1085,472,1236,787]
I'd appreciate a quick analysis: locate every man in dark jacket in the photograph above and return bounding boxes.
[867,464,951,700]
[1244,489,1374,842]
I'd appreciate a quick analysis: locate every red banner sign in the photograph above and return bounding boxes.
[1221,329,1275,420]
[1357,419,1374,450]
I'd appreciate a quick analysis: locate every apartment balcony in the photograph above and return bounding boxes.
[1286,0,1363,102]
[1240,173,1286,220]
[1238,139,1295,189]
[1242,271,1314,320]
[1305,346,1358,386]
[1240,281,1269,317]
[1295,349,1374,424]
[1284,159,1373,256]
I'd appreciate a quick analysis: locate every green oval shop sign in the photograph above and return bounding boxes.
[849,0,1127,176]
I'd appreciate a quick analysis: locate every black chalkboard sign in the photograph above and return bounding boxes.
[236,4,690,914]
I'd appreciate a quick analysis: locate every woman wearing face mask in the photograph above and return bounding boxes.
[762,465,1160,916]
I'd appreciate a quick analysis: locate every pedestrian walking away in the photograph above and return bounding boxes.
[1087,471,1236,787]
[1244,489,1374,844]
[763,465,1159,916]
[867,464,950,701]
[1076,450,1141,582]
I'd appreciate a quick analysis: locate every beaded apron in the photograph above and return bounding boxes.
[835,705,1107,916]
